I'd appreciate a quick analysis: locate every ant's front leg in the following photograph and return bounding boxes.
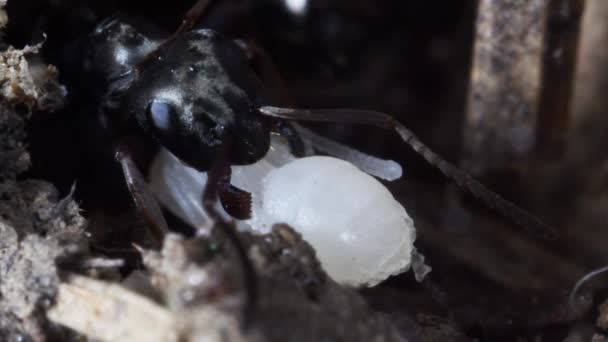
[202,138,257,329]
[115,143,169,247]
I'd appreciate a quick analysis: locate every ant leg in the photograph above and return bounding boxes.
[176,0,215,34]
[270,120,306,157]
[234,40,308,156]
[258,106,559,240]
[115,145,169,247]
[137,0,216,71]
[202,139,257,329]
[233,39,295,105]
[138,0,215,70]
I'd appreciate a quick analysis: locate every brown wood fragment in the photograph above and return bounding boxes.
[569,0,608,163]
[464,0,549,174]
[536,0,585,159]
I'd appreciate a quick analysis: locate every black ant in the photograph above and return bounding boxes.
[73,0,557,328]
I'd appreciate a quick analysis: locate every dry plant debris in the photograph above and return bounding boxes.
[47,227,410,341]
[463,0,547,174]
[47,274,180,342]
[0,13,86,340]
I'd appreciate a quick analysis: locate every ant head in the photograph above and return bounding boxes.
[125,30,270,170]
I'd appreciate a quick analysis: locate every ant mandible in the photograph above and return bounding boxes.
[84,0,557,328]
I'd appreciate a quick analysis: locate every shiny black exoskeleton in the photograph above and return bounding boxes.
[88,18,272,172]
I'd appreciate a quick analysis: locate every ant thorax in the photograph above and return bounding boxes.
[85,18,160,87]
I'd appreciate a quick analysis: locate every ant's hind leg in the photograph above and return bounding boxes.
[115,145,169,247]
[258,106,559,240]
[233,39,295,105]
[175,0,215,34]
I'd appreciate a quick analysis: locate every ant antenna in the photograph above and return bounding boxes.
[259,106,558,240]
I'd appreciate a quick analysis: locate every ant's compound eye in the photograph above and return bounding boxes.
[147,100,175,133]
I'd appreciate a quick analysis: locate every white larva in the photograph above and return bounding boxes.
[259,156,415,286]
[149,134,424,286]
